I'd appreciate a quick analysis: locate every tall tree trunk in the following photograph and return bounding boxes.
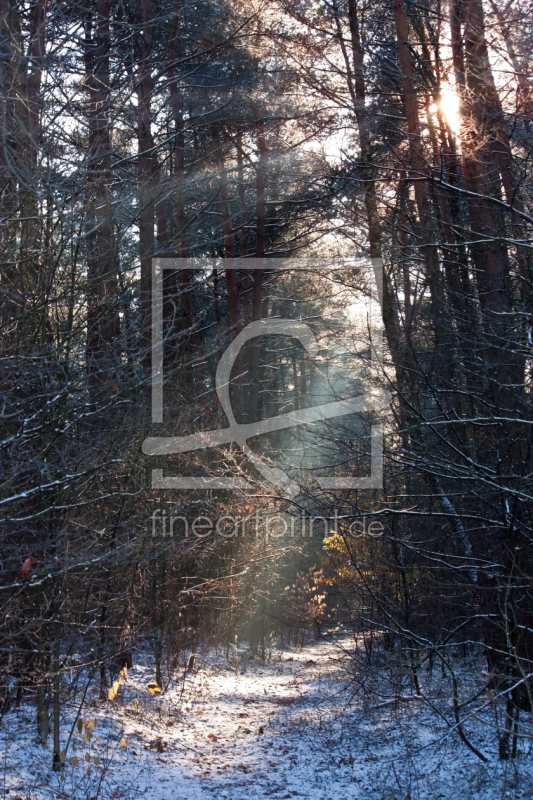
[22,0,47,339]
[0,0,47,342]
[392,0,445,357]
[253,115,266,320]
[483,0,533,308]
[168,3,196,358]
[337,0,403,368]
[137,0,156,363]
[216,144,240,332]
[85,0,120,402]
[247,114,269,420]
[236,133,251,323]
[51,620,61,770]
[488,0,531,130]
[451,0,511,320]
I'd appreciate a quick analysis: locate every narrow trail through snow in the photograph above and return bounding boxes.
[122,640,348,799]
[3,639,533,799]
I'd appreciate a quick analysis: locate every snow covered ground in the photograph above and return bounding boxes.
[2,639,533,800]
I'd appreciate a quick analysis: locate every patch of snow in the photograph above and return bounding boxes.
[1,640,532,799]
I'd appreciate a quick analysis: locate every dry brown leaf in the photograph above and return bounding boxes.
[20,556,35,577]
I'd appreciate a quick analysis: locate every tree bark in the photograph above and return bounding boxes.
[85,0,120,401]
[168,3,196,356]
[392,0,445,353]
[236,133,251,323]
[137,0,156,361]
[216,142,241,332]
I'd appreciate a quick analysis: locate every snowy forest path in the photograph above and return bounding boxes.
[128,639,347,799]
[3,639,532,800]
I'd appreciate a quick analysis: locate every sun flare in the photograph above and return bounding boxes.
[439,84,460,132]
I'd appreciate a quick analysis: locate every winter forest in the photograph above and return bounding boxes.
[1,0,533,797]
